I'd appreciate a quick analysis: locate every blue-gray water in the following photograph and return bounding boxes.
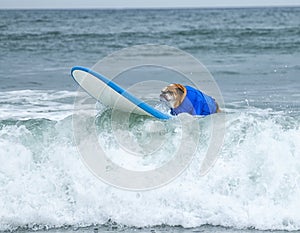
[0,7,299,233]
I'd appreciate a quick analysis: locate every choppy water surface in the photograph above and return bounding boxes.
[0,7,299,232]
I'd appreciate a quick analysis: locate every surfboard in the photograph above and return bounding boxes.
[71,66,170,120]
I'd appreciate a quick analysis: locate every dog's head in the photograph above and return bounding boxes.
[160,83,187,108]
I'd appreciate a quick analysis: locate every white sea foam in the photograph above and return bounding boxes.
[0,90,79,121]
[0,90,300,231]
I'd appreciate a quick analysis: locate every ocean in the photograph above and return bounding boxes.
[0,7,300,233]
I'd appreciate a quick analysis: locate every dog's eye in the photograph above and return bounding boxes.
[162,91,172,94]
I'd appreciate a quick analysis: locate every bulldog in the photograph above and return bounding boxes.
[160,83,220,116]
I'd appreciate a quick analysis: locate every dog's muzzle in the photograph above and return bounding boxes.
[160,93,169,102]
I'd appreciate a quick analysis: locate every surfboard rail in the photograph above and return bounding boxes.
[71,66,170,120]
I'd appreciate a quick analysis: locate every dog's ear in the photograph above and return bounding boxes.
[173,83,185,94]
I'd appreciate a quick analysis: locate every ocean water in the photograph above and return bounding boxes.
[0,7,300,232]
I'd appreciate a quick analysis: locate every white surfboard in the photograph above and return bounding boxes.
[71,66,170,120]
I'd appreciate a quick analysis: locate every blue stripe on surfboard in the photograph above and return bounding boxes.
[71,66,170,120]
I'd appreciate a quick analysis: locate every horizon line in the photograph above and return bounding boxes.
[1,4,300,10]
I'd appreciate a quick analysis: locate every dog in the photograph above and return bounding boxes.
[160,83,220,116]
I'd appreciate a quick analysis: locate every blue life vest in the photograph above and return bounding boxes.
[170,85,217,116]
